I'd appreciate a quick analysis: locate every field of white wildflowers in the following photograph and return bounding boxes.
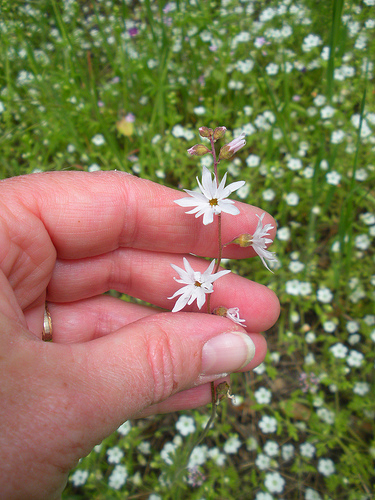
[1,0,374,499]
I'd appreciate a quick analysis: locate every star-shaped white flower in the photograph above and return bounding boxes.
[168,258,231,313]
[174,166,245,225]
[213,306,247,327]
[252,213,278,272]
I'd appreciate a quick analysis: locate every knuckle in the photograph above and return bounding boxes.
[145,326,180,405]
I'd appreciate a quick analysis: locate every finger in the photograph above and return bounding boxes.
[45,296,158,343]
[2,171,276,261]
[46,313,264,443]
[48,249,280,333]
[136,378,231,418]
[138,332,267,417]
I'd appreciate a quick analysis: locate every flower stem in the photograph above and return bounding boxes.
[172,383,217,490]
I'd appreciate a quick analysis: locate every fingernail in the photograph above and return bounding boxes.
[201,331,256,376]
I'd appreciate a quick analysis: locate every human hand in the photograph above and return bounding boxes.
[0,171,279,499]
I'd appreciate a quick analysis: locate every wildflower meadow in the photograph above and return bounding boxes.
[1,0,374,499]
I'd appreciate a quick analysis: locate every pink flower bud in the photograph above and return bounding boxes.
[198,126,213,138]
[213,126,227,141]
[219,132,246,160]
[187,144,211,156]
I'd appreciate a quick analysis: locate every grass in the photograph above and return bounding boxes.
[0,0,374,499]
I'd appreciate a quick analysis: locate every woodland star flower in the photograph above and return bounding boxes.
[168,257,231,312]
[227,213,278,271]
[174,166,245,225]
[251,213,278,272]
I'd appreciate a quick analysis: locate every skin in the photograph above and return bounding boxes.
[0,171,279,499]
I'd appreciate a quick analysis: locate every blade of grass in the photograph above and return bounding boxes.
[326,0,344,103]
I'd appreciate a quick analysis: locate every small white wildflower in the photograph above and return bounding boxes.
[117,420,132,436]
[107,447,124,464]
[264,440,279,457]
[317,458,335,477]
[248,213,278,272]
[91,134,106,146]
[175,415,196,436]
[108,464,128,489]
[346,350,364,367]
[282,444,295,461]
[264,471,285,494]
[287,157,303,170]
[225,307,247,327]
[70,469,89,487]
[258,415,278,434]
[329,343,348,359]
[326,171,341,185]
[223,434,242,454]
[255,453,271,470]
[317,287,333,303]
[254,387,272,404]
[168,258,231,312]
[353,382,370,395]
[300,442,315,458]
[174,166,245,225]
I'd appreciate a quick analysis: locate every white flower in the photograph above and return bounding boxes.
[176,415,196,436]
[329,343,348,359]
[282,444,295,461]
[316,287,333,303]
[346,349,364,367]
[264,471,285,493]
[161,442,177,465]
[108,464,128,489]
[208,447,226,466]
[331,129,345,144]
[287,157,303,170]
[250,213,278,272]
[353,382,370,395]
[174,166,245,225]
[277,226,291,241]
[91,133,106,146]
[317,458,335,477]
[117,420,132,436]
[300,442,315,458]
[223,434,242,454]
[326,171,341,185]
[305,488,322,500]
[246,154,261,167]
[70,469,89,487]
[168,258,231,312]
[264,440,279,457]
[258,415,278,433]
[226,307,246,326]
[107,446,124,464]
[254,387,272,404]
[255,453,271,470]
[188,445,207,468]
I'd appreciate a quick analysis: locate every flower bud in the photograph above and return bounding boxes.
[225,234,253,247]
[219,132,246,160]
[199,126,213,138]
[213,126,227,141]
[187,144,211,156]
[213,306,228,318]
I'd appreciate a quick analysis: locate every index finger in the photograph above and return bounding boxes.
[2,171,276,260]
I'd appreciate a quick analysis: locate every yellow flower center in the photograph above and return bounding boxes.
[209,198,218,206]
[194,281,202,287]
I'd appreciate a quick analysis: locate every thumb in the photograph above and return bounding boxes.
[63,312,259,443]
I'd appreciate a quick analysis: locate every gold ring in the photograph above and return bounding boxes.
[42,304,53,342]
